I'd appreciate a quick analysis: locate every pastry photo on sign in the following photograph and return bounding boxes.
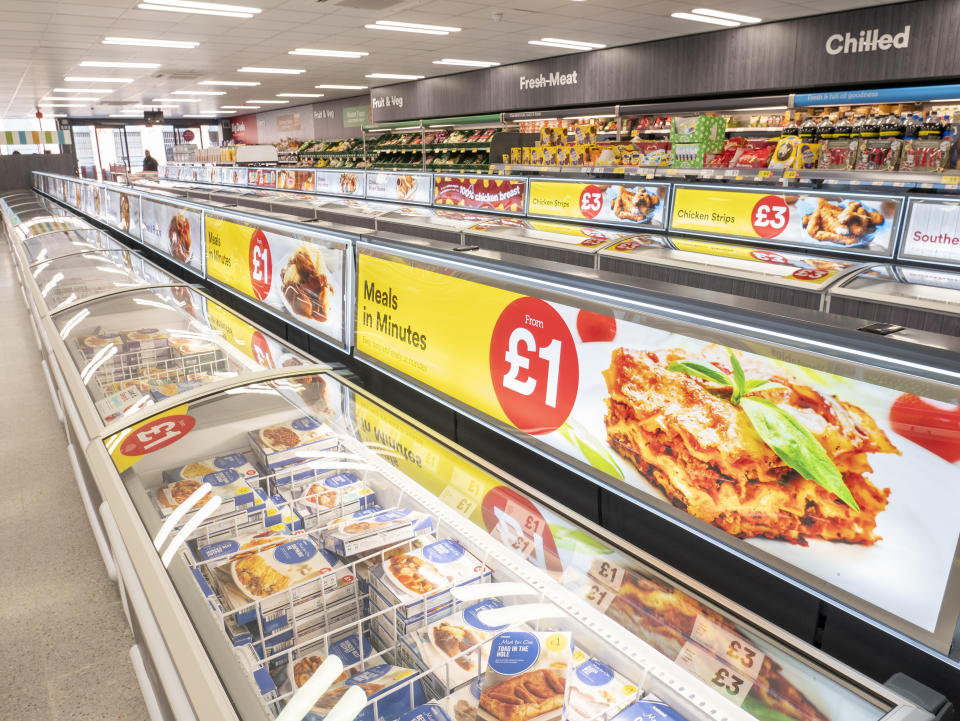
[479,631,573,721]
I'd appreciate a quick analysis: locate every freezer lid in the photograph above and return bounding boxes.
[11,214,93,239]
[93,370,901,721]
[312,197,400,217]
[377,205,494,231]
[50,286,312,426]
[30,250,181,314]
[834,264,960,312]
[466,217,640,253]
[600,235,863,290]
[21,230,121,264]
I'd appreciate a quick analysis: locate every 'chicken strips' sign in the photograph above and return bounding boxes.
[527,179,669,228]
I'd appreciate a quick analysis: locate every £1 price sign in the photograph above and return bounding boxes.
[250,330,275,368]
[120,415,196,457]
[751,195,789,239]
[489,297,579,435]
[248,229,272,301]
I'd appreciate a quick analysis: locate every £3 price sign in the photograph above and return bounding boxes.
[579,185,605,220]
[750,195,789,239]
[489,297,579,435]
[249,229,272,301]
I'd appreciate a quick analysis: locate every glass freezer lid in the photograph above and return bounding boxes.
[31,250,180,313]
[312,197,400,217]
[22,230,126,265]
[98,372,891,721]
[600,236,862,288]
[378,206,493,230]
[12,214,93,239]
[467,217,640,250]
[835,264,960,309]
[52,286,312,425]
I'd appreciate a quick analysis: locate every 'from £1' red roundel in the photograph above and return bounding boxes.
[579,185,605,219]
[120,414,196,457]
[248,228,272,300]
[250,331,275,368]
[489,297,579,435]
[750,195,790,239]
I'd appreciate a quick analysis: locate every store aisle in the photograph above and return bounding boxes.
[0,244,148,720]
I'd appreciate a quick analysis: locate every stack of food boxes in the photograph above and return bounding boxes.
[669,115,726,168]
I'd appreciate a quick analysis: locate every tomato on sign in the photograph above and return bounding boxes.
[248,228,272,300]
[120,415,196,456]
[250,330,275,368]
[750,195,789,239]
[579,185,605,220]
[489,297,579,435]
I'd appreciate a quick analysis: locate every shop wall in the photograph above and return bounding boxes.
[370,0,958,121]
[230,95,369,144]
[0,153,75,192]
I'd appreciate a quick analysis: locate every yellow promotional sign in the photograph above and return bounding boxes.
[106,403,192,474]
[205,215,256,298]
[527,180,593,221]
[670,238,841,285]
[671,186,770,238]
[672,237,770,261]
[206,302,260,364]
[356,253,515,425]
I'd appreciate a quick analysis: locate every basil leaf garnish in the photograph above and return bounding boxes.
[741,396,859,511]
[728,349,746,405]
[744,379,785,393]
[667,361,732,387]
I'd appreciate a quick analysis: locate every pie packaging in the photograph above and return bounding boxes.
[196,525,295,563]
[321,506,436,558]
[478,631,573,721]
[156,451,263,518]
[121,327,171,352]
[401,598,510,695]
[248,415,339,470]
[300,663,426,721]
[608,698,690,721]
[368,538,492,620]
[563,651,638,721]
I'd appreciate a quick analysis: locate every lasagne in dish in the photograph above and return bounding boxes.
[602,346,897,545]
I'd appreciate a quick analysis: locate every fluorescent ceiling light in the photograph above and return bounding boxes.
[42,96,102,102]
[289,48,369,58]
[529,40,590,50]
[134,104,179,108]
[222,105,259,109]
[670,11,739,26]
[433,59,499,67]
[136,0,260,18]
[199,80,260,86]
[184,111,234,116]
[374,20,460,31]
[315,84,367,90]
[64,76,133,83]
[365,73,424,80]
[102,36,199,48]
[541,37,605,48]
[39,103,87,108]
[172,90,225,95]
[80,61,161,68]
[238,66,305,74]
[277,93,324,97]
[52,88,113,94]
[692,8,760,23]
[153,97,198,102]
[246,99,287,103]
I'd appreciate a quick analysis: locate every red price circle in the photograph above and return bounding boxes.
[750,195,790,238]
[489,297,579,435]
[579,185,605,219]
[182,129,195,142]
[480,486,561,574]
[120,414,196,457]
[250,331,275,368]
[750,249,788,264]
[248,229,272,300]
[791,268,829,281]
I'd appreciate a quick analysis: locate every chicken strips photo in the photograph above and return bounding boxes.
[801,198,883,244]
[611,186,660,222]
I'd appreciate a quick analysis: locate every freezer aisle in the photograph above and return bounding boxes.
[0,244,148,721]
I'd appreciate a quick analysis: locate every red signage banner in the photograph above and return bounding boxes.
[230,115,258,145]
[433,175,526,214]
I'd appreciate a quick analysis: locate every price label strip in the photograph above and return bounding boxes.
[583,581,616,614]
[675,641,755,706]
[588,558,627,591]
[689,615,765,680]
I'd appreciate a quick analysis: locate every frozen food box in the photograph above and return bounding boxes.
[478,631,573,721]
[302,663,425,721]
[574,124,597,145]
[256,603,364,668]
[370,584,456,638]
[609,699,690,721]
[402,599,509,692]
[121,327,171,352]
[285,632,377,693]
[441,677,483,721]
[248,415,339,470]
[369,538,492,619]
[399,704,457,721]
[156,451,263,517]
[322,506,435,558]
[564,651,637,721]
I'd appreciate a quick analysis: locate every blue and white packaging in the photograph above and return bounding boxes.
[609,699,690,721]
[304,663,425,721]
[156,451,262,518]
[248,416,339,470]
[397,704,454,721]
[322,507,436,558]
[564,651,638,721]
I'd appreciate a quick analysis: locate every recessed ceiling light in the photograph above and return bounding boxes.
[365,73,424,80]
[692,8,760,23]
[365,20,459,35]
[541,37,605,48]
[134,104,180,108]
[39,103,88,108]
[670,11,739,26]
[238,66,305,74]
[80,61,162,68]
[42,96,103,102]
[276,93,324,98]
[315,84,368,90]
[246,99,288,103]
[51,88,113,94]
[433,59,500,67]
[153,97,198,102]
[529,39,605,50]
[102,36,199,48]
[172,90,225,95]
[64,76,133,83]
[184,111,234,116]
[289,48,369,58]
[136,0,260,18]
[222,105,260,109]
[199,80,260,86]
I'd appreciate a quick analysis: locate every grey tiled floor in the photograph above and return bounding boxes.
[0,240,149,720]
